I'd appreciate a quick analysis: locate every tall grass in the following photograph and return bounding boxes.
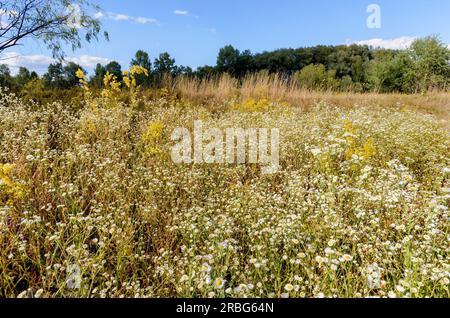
[172,73,450,124]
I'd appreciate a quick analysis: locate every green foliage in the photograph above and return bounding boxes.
[131,50,153,86]
[217,45,240,74]
[296,64,338,91]
[367,52,416,93]
[195,65,217,79]
[105,61,123,82]
[217,46,255,77]
[173,65,193,77]
[0,0,107,60]
[410,36,450,92]
[0,64,14,89]
[90,63,107,87]
[154,52,176,75]
[15,67,31,87]
[2,36,449,94]
[43,62,85,89]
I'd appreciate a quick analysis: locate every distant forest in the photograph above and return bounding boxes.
[1,36,449,94]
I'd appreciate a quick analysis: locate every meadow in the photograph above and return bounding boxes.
[0,72,449,298]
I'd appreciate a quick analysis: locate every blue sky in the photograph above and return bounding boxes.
[2,0,450,74]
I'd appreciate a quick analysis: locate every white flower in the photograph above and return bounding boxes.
[200,263,212,273]
[284,283,294,292]
[17,290,30,298]
[327,239,336,247]
[311,149,322,156]
[325,247,334,255]
[180,274,189,283]
[394,285,404,293]
[214,277,225,289]
[218,241,228,249]
[366,263,382,289]
[339,254,353,262]
[315,256,324,263]
[388,291,397,298]
[34,289,44,298]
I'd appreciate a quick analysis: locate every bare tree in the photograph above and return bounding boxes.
[0,0,107,59]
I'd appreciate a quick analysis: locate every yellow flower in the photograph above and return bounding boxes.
[141,121,165,156]
[142,121,165,143]
[123,77,132,89]
[0,163,28,205]
[122,66,149,91]
[129,65,149,77]
[233,98,271,112]
[75,69,85,80]
[1,163,15,176]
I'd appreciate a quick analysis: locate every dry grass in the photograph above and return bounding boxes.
[172,74,450,126]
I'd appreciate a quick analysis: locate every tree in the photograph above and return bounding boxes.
[43,63,65,88]
[0,0,107,59]
[173,65,193,77]
[30,71,39,81]
[43,61,84,88]
[90,63,106,87]
[105,61,123,81]
[326,45,371,82]
[235,49,254,77]
[131,50,152,85]
[195,65,217,79]
[154,52,175,75]
[131,50,152,71]
[63,61,84,87]
[410,36,450,92]
[216,45,240,75]
[0,64,14,88]
[15,67,32,86]
[367,51,415,93]
[296,64,338,91]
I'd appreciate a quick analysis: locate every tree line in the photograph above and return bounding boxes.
[1,36,449,94]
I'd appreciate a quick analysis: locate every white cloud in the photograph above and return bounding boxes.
[174,10,199,18]
[135,17,158,25]
[94,11,158,25]
[93,11,104,19]
[67,55,112,69]
[0,52,54,73]
[347,36,417,50]
[0,52,111,74]
[109,13,131,21]
[174,10,189,16]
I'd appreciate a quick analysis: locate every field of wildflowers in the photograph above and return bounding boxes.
[0,71,449,298]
